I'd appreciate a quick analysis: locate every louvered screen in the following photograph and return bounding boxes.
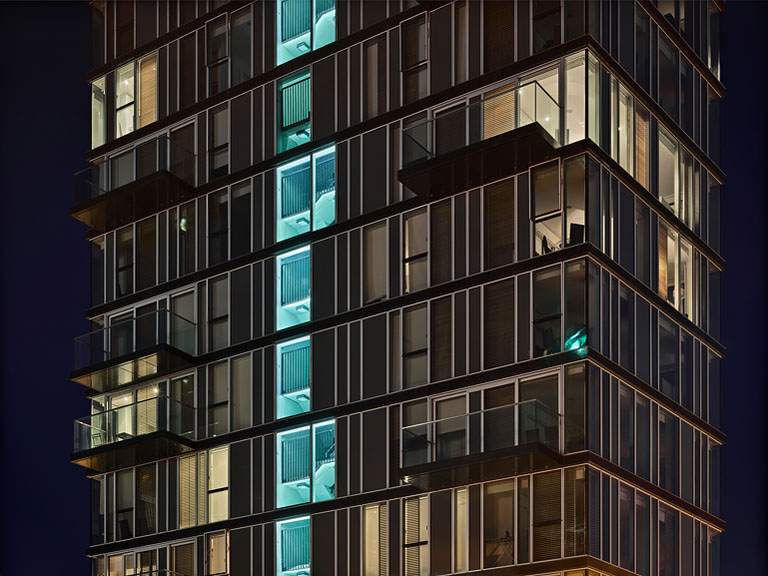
[282,522,311,571]
[430,199,452,285]
[136,387,158,435]
[281,252,311,305]
[197,452,207,524]
[636,106,650,188]
[588,468,601,556]
[435,106,466,156]
[485,177,516,269]
[484,1,516,72]
[282,431,311,482]
[430,297,452,383]
[379,504,389,575]
[179,455,196,528]
[565,467,586,556]
[137,464,156,535]
[484,383,516,452]
[281,76,311,129]
[660,505,679,576]
[403,67,426,106]
[483,83,516,139]
[281,340,310,395]
[139,55,157,128]
[315,154,336,200]
[172,543,195,576]
[483,278,515,368]
[533,470,561,561]
[404,497,427,576]
[281,164,311,218]
[281,0,311,41]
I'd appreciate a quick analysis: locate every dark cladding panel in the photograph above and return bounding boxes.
[469,484,481,569]
[312,512,335,576]
[253,525,263,575]
[469,287,481,372]
[349,413,361,494]
[337,233,348,313]
[158,47,168,120]
[312,329,336,410]
[253,348,263,427]
[264,345,274,424]
[264,257,275,335]
[350,137,361,218]
[349,321,361,402]
[388,216,400,299]
[517,273,531,361]
[362,408,388,492]
[388,499,400,576]
[454,291,467,376]
[231,92,252,173]
[264,81,275,160]
[350,44,362,126]
[468,188,481,274]
[168,459,177,530]
[312,237,336,321]
[337,141,348,223]
[338,51,348,131]
[430,6,452,93]
[136,1,157,48]
[337,416,348,497]
[230,527,251,576]
[389,27,400,110]
[231,266,251,345]
[252,437,263,513]
[517,173,530,260]
[430,490,452,574]
[468,0,481,80]
[364,0,386,27]
[230,439,251,518]
[349,506,361,576]
[337,510,348,575]
[363,314,387,398]
[337,325,348,406]
[253,87,263,163]
[363,127,388,214]
[157,460,167,532]
[264,434,275,511]
[350,228,361,310]
[253,0,263,76]
[313,55,336,141]
[454,193,466,278]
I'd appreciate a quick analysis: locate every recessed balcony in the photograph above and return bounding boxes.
[73,135,196,234]
[72,394,196,473]
[400,399,562,491]
[72,308,197,393]
[398,80,561,200]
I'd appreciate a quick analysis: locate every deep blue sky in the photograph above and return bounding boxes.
[0,1,764,573]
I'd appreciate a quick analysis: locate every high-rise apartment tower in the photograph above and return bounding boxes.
[71,1,724,575]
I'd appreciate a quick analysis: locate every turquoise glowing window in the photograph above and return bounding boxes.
[276,0,335,66]
[278,69,311,153]
[276,245,311,330]
[276,516,310,576]
[276,146,336,241]
[276,420,335,508]
[276,336,311,419]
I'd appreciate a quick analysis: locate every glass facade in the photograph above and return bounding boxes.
[76,2,724,576]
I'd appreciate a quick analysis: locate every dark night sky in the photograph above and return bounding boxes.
[0,1,765,573]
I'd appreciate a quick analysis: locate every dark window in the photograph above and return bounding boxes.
[658,32,678,122]
[619,484,634,570]
[430,297,452,382]
[207,16,229,96]
[208,190,229,266]
[659,408,679,495]
[532,162,561,256]
[116,226,134,297]
[116,0,134,57]
[635,200,650,286]
[136,217,157,291]
[659,503,679,576]
[209,104,229,180]
[180,34,196,109]
[636,394,650,480]
[636,492,651,576]
[136,463,156,536]
[209,275,229,352]
[619,383,634,472]
[565,157,585,247]
[402,17,428,104]
[533,266,561,357]
[618,284,634,372]
[364,222,387,304]
[659,314,679,401]
[91,1,105,68]
[564,364,586,453]
[231,7,252,86]
[680,57,693,135]
[484,479,515,566]
[208,361,229,436]
[364,35,387,120]
[565,260,586,351]
[116,469,134,540]
[403,304,427,388]
[430,199,452,285]
[533,1,562,54]
[231,181,251,259]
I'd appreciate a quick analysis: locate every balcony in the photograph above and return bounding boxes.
[72,308,197,393]
[73,135,196,233]
[72,394,196,473]
[399,80,561,199]
[400,399,562,491]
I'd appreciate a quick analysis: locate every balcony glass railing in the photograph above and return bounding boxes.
[401,399,559,469]
[74,308,196,373]
[74,395,196,453]
[402,80,561,168]
[74,135,196,205]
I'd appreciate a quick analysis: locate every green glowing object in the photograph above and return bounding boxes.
[564,328,587,351]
